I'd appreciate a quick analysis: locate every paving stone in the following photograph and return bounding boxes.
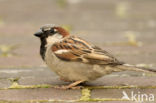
[91,88,156,98]
[0,0,156,102]
[0,67,69,85]
[63,101,132,103]
[80,101,133,103]
[92,102,154,103]
[0,79,11,88]
[0,67,156,86]
[0,101,26,103]
[0,101,150,103]
[87,76,156,86]
[0,67,53,78]
[18,75,68,86]
[0,88,81,101]
[19,75,156,86]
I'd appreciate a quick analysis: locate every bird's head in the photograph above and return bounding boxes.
[34,24,69,44]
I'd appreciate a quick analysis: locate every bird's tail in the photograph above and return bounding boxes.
[115,64,156,74]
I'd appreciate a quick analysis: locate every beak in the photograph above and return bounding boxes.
[34,29,43,37]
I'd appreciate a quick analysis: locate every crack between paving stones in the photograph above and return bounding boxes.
[0,81,156,102]
[0,86,155,102]
[0,82,156,90]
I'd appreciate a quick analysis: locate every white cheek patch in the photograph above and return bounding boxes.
[54,49,70,54]
[46,36,58,44]
[46,33,63,45]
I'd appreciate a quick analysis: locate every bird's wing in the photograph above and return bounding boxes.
[51,36,122,65]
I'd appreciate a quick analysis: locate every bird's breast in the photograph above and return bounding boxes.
[44,46,106,81]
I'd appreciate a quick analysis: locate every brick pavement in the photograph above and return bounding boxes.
[0,0,156,102]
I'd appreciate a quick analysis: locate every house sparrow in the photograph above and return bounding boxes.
[34,24,156,89]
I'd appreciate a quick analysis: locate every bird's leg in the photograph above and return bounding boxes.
[55,80,85,89]
[65,80,85,89]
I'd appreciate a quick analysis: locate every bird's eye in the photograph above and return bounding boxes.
[50,29,55,33]
[50,29,57,34]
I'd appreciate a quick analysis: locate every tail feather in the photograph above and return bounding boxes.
[116,64,156,74]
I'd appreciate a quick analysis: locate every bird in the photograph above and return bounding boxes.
[34,24,156,89]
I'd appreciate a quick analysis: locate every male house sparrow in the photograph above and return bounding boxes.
[34,24,156,89]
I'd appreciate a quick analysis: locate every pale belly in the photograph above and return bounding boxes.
[45,47,106,82]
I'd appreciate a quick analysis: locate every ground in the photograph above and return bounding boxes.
[0,0,156,103]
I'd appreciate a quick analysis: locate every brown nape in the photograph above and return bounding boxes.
[53,27,70,37]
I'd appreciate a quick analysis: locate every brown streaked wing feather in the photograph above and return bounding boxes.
[51,36,122,65]
[51,36,87,61]
[83,50,121,65]
[90,45,123,64]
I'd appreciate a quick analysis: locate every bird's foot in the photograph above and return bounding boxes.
[54,80,85,90]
